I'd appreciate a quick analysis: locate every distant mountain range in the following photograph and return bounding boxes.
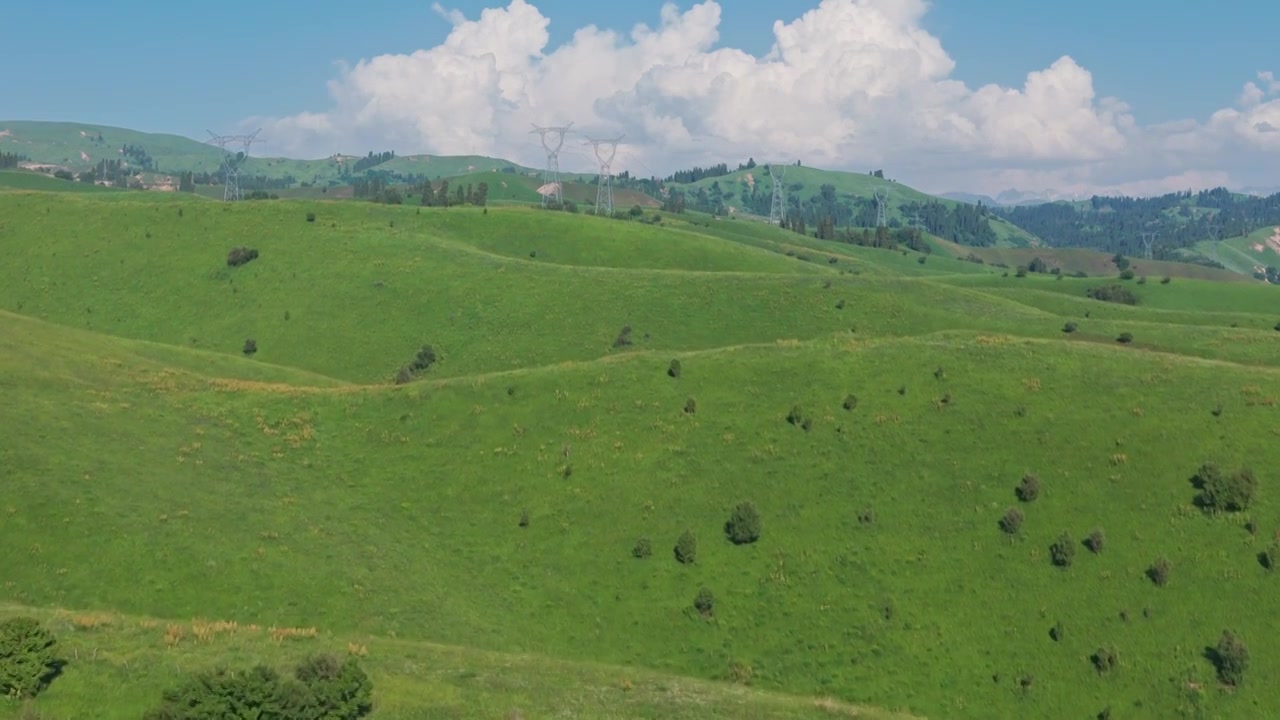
[942,185,1280,207]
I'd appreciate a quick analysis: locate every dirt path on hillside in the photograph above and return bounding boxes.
[0,129,11,139]
[1268,227,1280,255]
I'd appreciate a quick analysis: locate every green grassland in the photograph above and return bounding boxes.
[0,169,122,193]
[0,605,911,720]
[931,236,1250,283]
[3,188,1280,719]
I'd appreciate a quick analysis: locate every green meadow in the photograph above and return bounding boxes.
[2,188,1279,719]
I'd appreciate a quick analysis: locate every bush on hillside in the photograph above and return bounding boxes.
[518,510,529,528]
[1015,474,1041,502]
[143,653,372,720]
[632,537,652,559]
[1274,321,1280,332]
[693,587,716,618]
[1049,533,1075,567]
[1210,630,1249,686]
[674,530,697,564]
[612,325,634,349]
[242,339,257,356]
[667,359,682,378]
[1087,284,1138,305]
[683,397,697,415]
[1161,276,1172,284]
[999,508,1023,534]
[1119,268,1136,280]
[226,247,259,267]
[842,394,858,411]
[1085,529,1105,554]
[0,617,65,699]
[1091,647,1118,674]
[1146,557,1171,587]
[1062,321,1078,334]
[1260,543,1278,571]
[1195,463,1257,512]
[1116,332,1134,344]
[725,502,762,545]
[786,405,808,428]
[306,212,316,222]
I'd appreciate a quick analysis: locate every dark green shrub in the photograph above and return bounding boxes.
[306,212,316,222]
[842,394,858,411]
[674,530,697,564]
[1015,266,1028,277]
[667,359,682,378]
[1049,621,1064,642]
[632,538,652,559]
[1062,321,1078,334]
[518,509,529,528]
[835,299,846,309]
[917,255,926,265]
[1119,268,1136,280]
[1274,321,1280,332]
[226,247,259,267]
[1116,332,1134,344]
[1091,646,1118,674]
[0,617,65,699]
[786,405,807,427]
[858,508,875,525]
[1015,474,1040,502]
[1211,630,1249,685]
[242,339,257,356]
[683,397,697,415]
[1147,557,1171,586]
[999,507,1023,534]
[693,587,715,617]
[1161,276,1172,284]
[1258,543,1276,570]
[1050,532,1075,567]
[612,325,633,349]
[725,501,762,545]
[143,654,373,720]
[1087,284,1139,305]
[1085,529,1105,554]
[933,366,945,381]
[1196,463,1257,512]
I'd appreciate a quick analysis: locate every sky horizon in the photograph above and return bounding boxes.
[4,0,1279,197]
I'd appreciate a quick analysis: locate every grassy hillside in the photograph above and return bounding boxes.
[4,187,1280,719]
[1182,225,1280,277]
[930,236,1251,283]
[665,165,1041,247]
[0,169,122,193]
[0,603,911,720]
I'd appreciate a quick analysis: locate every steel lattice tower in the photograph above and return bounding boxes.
[206,129,261,202]
[530,123,573,207]
[873,188,889,228]
[767,162,787,226]
[584,135,623,215]
[1139,231,1157,260]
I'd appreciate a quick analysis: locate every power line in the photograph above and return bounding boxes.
[583,135,623,215]
[1139,231,1158,260]
[205,129,261,202]
[529,123,573,207]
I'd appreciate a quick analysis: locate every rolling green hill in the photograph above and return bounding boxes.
[0,169,122,193]
[4,153,1280,720]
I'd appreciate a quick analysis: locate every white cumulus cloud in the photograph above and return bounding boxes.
[246,0,1280,196]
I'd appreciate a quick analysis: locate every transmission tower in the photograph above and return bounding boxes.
[873,188,889,228]
[1139,231,1157,260]
[205,129,261,202]
[584,135,623,215]
[766,162,787,226]
[530,122,573,207]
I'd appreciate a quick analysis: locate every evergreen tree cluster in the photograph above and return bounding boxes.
[0,152,27,169]
[350,150,395,174]
[120,143,155,170]
[999,188,1280,257]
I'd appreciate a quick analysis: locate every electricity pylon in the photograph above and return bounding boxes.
[1139,231,1157,260]
[205,129,261,202]
[873,188,889,228]
[530,122,573,207]
[584,135,623,215]
[766,162,787,226]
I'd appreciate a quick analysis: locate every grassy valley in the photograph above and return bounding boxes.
[2,182,1280,719]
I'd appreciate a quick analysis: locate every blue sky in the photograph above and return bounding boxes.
[4,0,1275,135]
[3,1,1279,195]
